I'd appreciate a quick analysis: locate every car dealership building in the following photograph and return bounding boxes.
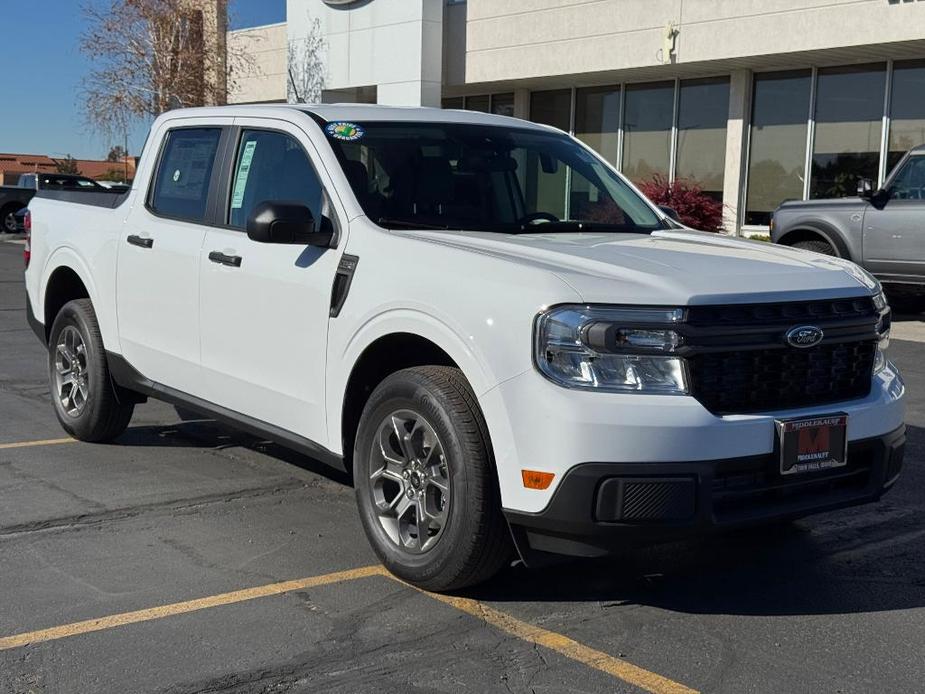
[229,0,925,233]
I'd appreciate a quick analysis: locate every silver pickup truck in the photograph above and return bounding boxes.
[771,145,925,311]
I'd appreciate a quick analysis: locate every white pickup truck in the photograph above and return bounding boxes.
[24,105,905,590]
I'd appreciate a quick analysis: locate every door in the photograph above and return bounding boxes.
[117,123,229,392]
[198,121,343,445]
[863,154,925,280]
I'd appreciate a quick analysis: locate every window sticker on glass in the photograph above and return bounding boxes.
[325,122,365,142]
[231,140,258,209]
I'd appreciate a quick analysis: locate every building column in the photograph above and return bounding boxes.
[513,88,531,120]
[378,81,442,107]
[722,69,751,234]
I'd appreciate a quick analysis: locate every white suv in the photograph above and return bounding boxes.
[24,105,905,590]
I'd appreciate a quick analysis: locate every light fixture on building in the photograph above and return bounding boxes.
[662,22,679,65]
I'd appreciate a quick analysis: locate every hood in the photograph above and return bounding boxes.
[396,228,877,305]
[777,196,866,213]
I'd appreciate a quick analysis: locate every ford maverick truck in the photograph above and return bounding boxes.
[24,105,905,590]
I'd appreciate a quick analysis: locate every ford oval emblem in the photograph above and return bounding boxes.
[785,325,824,348]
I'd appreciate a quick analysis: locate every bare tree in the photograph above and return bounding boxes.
[80,0,253,139]
[288,16,326,104]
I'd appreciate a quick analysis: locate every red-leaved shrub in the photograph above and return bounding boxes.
[637,175,725,232]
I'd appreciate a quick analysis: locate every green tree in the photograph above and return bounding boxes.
[55,155,80,175]
[106,145,127,162]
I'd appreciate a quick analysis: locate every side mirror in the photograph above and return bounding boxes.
[658,205,681,221]
[857,178,874,199]
[246,201,333,247]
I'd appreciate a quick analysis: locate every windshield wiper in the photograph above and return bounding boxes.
[377,217,449,230]
[515,221,629,234]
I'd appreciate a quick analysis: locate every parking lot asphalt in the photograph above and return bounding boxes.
[0,237,924,694]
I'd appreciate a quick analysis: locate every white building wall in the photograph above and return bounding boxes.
[227,23,288,103]
[465,0,925,83]
[287,0,444,106]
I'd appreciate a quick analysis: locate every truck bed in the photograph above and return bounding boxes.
[35,188,131,209]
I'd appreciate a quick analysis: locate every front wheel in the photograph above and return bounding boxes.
[792,239,836,256]
[48,299,134,442]
[885,290,925,314]
[354,366,511,591]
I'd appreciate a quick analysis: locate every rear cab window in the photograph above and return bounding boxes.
[149,128,222,222]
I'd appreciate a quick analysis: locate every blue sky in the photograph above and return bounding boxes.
[0,0,286,161]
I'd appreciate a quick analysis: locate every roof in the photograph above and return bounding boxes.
[156,103,557,133]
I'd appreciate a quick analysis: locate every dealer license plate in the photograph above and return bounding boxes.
[776,414,848,476]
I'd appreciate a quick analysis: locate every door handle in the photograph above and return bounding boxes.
[208,250,242,267]
[127,234,154,249]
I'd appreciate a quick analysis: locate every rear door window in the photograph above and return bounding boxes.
[149,128,222,223]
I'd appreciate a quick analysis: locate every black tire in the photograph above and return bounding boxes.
[792,239,836,256]
[885,291,925,315]
[354,366,511,591]
[48,299,134,442]
[1,204,20,234]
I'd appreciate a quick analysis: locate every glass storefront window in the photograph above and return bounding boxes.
[745,70,812,226]
[441,97,464,109]
[675,77,729,200]
[491,93,515,117]
[622,81,673,184]
[465,95,491,113]
[530,89,572,131]
[810,64,885,199]
[888,60,925,172]
[574,85,621,165]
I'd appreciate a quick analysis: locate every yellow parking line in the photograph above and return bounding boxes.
[0,565,383,651]
[0,437,75,451]
[413,587,699,694]
[0,561,695,692]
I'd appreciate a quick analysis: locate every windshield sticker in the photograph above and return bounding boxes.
[230,140,258,209]
[326,122,365,142]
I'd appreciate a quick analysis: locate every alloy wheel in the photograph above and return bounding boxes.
[54,325,90,417]
[368,409,450,554]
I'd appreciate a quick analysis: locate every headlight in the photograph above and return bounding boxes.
[873,347,887,375]
[534,305,689,394]
[871,290,890,375]
[872,290,888,312]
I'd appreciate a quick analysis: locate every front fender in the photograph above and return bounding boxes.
[778,219,855,260]
[325,307,521,456]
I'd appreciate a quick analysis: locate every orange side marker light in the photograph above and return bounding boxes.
[521,469,555,490]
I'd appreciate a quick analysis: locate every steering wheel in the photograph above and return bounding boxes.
[519,212,560,226]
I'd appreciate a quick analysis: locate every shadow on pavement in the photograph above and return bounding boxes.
[470,423,925,617]
[107,403,923,618]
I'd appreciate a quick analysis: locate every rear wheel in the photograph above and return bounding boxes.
[48,299,134,441]
[354,366,511,591]
[1,205,19,234]
[792,239,836,256]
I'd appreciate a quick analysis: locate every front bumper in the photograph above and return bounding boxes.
[504,424,905,562]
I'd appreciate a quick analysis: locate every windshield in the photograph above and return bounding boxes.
[323,121,665,233]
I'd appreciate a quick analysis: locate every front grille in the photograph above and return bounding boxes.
[683,297,881,414]
[687,297,877,326]
[689,341,876,414]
